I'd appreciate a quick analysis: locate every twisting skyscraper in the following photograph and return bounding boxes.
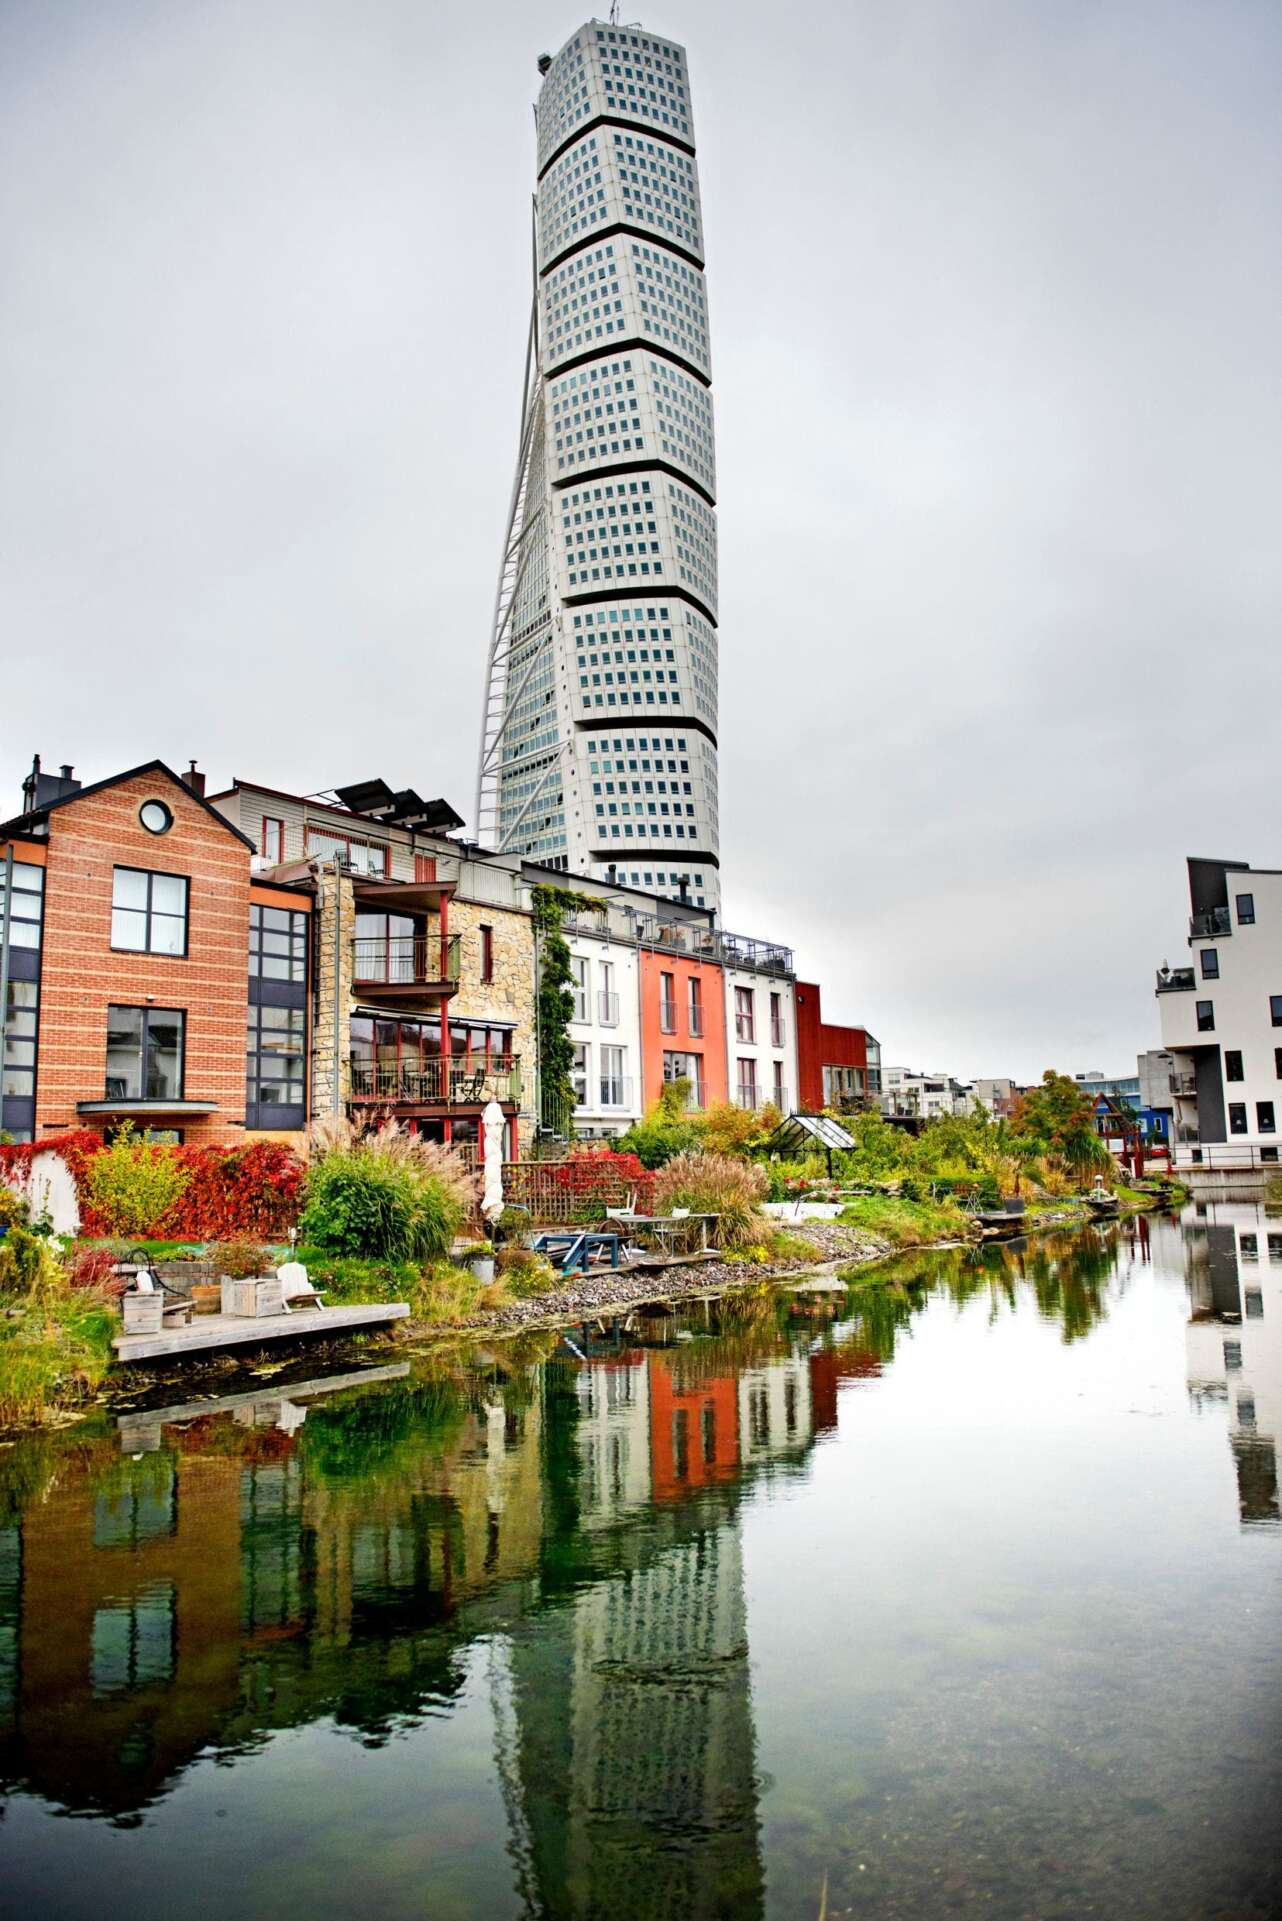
[477,20,720,914]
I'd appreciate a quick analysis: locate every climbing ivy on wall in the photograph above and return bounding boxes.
[530,884,602,1136]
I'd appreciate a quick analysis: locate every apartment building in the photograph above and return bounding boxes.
[793,981,880,1114]
[210,776,536,1157]
[721,936,796,1113]
[881,1066,972,1121]
[970,1077,1022,1119]
[1154,857,1282,1174]
[0,759,309,1148]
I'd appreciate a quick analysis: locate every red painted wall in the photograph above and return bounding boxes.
[794,979,870,1112]
[639,948,727,1109]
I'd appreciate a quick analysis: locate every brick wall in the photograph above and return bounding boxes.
[36,771,252,1145]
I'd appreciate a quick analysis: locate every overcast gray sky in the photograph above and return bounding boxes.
[3,0,1279,1082]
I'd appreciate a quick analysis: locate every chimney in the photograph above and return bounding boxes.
[183,760,206,798]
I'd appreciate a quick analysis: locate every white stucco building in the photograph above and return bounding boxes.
[721,935,797,1113]
[477,20,721,915]
[562,894,643,1137]
[1155,858,1281,1173]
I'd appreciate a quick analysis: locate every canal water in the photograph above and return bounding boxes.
[1,1210,1279,1920]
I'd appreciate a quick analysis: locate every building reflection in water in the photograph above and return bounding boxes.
[0,1297,878,1912]
[1182,1200,1282,1527]
[3,1228,1252,1911]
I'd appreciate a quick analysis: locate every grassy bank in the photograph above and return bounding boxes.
[0,1291,116,1429]
[837,1193,975,1249]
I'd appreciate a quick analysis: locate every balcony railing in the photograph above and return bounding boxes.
[597,991,621,1027]
[770,1022,786,1049]
[1172,1074,1198,1098]
[1190,906,1232,939]
[1174,1141,1281,1171]
[352,934,461,988]
[735,1017,755,1043]
[688,1005,704,1037]
[733,1086,760,1110]
[598,1076,633,1109]
[659,999,677,1033]
[349,1053,520,1106]
[1155,966,1196,993]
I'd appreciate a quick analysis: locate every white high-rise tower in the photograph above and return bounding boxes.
[477,19,720,915]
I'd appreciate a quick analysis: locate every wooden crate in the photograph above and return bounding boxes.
[121,1292,164,1335]
[223,1276,284,1318]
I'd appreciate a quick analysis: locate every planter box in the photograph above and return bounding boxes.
[121,1292,165,1335]
[223,1276,284,1319]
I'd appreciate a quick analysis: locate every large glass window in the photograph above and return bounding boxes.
[1200,948,1219,980]
[105,1006,185,1100]
[1259,1102,1277,1135]
[0,858,43,950]
[1228,1103,1248,1135]
[111,867,188,955]
[1271,995,1282,1029]
[246,1005,306,1119]
[250,904,307,982]
[1196,1000,1215,1032]
[353,910,417,983]
[2,979,37,1105]
[600,1043,626,1106]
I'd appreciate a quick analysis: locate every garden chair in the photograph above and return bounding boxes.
[276,1262,325,1312]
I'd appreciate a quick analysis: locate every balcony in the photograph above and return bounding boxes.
[349,1053,521,1107]
[735,1017,756,1044]
[353,934,461,1001]
[1155,966,1196,993]
[688,1006,704,1037]
[1190,906,1232,940]
[770,1022,785,1049]
[597,991,621,1027]
[1172,1074,1198,1098]
[597,1076,633,1109]
[659,998,677,1033]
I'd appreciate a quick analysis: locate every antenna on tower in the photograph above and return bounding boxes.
[609,1,621,22]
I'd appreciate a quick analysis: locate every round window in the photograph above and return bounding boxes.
[140,799,173,836]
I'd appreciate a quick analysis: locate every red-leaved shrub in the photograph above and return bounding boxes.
[0,1134,304,1240]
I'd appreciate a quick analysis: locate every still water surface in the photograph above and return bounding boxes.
[1,1210,1279,1919]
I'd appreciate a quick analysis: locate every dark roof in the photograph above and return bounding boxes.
[0,760,256,851]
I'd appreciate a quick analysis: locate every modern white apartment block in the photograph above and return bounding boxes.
[477,20,721,915]
[1155,858,1282,1174]
[881,1066,972,1120]
[722,938,797,1114]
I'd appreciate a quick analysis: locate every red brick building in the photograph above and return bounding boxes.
[794,979,880,1114]
[0,760,310,1147]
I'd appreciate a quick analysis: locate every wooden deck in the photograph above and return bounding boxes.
[113,1302,410,1363]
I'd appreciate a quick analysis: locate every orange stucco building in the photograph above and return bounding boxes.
[638,945,727,1110]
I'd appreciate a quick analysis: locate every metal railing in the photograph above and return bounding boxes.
[252,818,463,888]
[1155,966,1196,992]
[1190,907,1232,939]
[770,1021,786,1049]
[733,1086,760,1110]
[688,1004,704,1037]
[735,1015,755,1043]
[597,1075,633,1109]
[597,991,620,1027]
[1172,1075,1198,1098]
[719,932,795,974]
[349,1053,521,1105]
[1173,1141,1281,1171]
[659,999,677,1033]
[352,933,461,986]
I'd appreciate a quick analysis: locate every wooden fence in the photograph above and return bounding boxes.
[471,1159,654,1225]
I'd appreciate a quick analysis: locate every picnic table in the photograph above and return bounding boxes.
[533,1230,622,1276]
[604,1211,720,1253]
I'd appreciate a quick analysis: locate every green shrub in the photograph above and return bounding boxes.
[617,1082,704,1168]
[209,1238,270,1279]
[84,1124,190,1237]
[299,1122,472,1262]
[652,1151,769,1250]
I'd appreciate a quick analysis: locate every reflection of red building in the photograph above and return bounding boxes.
[794,979,880,1112]
[807,1345,882,1434]
[647,1356,739,1501]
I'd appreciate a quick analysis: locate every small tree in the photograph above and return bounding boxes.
[84,1124,191,1237]
[1011,1071,1111,1176]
